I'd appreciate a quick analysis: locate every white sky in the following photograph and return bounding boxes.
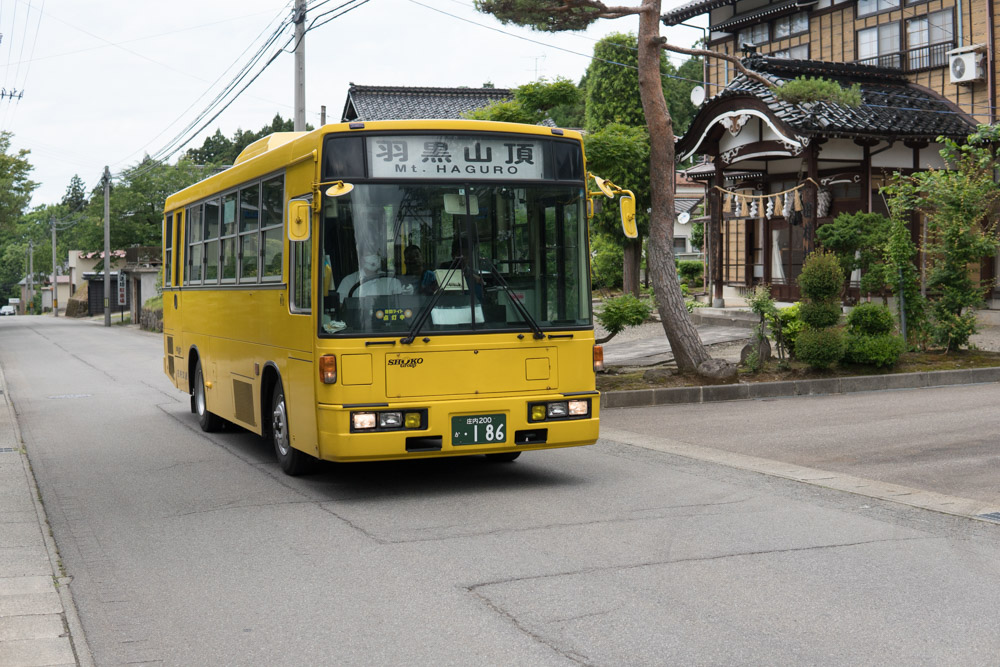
[1,0,705,208]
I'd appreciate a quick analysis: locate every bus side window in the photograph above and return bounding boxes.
[291,239,311,312]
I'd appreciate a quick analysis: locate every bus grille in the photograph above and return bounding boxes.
[233,380,256,426]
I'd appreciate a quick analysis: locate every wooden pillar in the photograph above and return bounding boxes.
[712,156,725,307]
[802,142,820,256]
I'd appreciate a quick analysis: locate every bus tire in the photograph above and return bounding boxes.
[485,452,521,462]
[194,359,222,432]
[270,380,316,476]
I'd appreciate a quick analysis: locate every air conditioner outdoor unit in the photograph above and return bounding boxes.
[949,52,984,84]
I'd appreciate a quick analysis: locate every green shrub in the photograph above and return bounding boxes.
[591,233,623,289]
[932,311,978,351]
[766,302,805,359]
[847,302,894,336]
[798,301,841,328]
[797,251,845,302]
[676,260,703,287]
[845,332,905,368]
[596,294,652,337]
[774,76,862,107]
[794,326,846,369]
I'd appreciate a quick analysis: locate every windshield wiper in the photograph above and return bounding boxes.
[400,258,461,345]
[481,257,544,340]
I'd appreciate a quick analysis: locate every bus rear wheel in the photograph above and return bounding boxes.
[194,360,222,432]
[270,380,316,476]
[485,452,521,462]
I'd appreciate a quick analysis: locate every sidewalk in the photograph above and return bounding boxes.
[0,365,89,667]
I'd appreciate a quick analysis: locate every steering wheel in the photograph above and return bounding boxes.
[348,272,389,298]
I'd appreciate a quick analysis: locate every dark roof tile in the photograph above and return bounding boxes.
[341,85,513,122]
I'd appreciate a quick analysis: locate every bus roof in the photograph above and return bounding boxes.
[164,119,584,212]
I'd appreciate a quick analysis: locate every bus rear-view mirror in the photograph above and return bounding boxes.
[288,200,311,242]
[620,192,637,239]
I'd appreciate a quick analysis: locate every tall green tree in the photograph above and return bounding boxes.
[475,0,737,371]
[0,131,38,237]
[583,32,701,296]
[883,124,1000,351]
[464,77,581,124]
[585,123,649,295]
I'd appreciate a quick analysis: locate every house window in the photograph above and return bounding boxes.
[674,237,688,255]
[907,10,953,69]
[857,0,899,16]
[737,23,770,47]
[772,44,809,59]
[858,23,901,68]
[773,12,809,39]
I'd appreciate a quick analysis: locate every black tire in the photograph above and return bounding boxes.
[485,452,521,463]
[270,380,316,476]
[194,360,222,432]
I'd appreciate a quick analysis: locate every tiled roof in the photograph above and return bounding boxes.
[678,56,975,154]
[662,0,737,26]
[341,85,513,122]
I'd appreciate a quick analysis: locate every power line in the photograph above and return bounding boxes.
[122,0,371,181]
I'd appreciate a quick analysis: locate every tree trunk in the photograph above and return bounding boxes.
[637,1,710,372]
[623,236,642,296]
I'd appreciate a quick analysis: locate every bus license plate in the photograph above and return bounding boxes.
[452,414,506,446]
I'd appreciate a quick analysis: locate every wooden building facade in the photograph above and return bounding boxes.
[663,0,994,303]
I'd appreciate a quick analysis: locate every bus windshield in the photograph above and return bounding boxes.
[319,183,590,337]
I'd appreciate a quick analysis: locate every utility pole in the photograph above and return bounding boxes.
[293,0,306,131]
[103,166,111,327]
[320,104,326,126]
[51,217,58,316]
[27,240,33,313]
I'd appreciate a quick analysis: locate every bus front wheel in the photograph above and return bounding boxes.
[270,380,316,476]
[194,360,222,432]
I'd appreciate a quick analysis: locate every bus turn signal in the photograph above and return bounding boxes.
[320,355,337,384]
[593,345,604,372]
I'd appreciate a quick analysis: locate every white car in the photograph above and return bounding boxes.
[0,305,16,316]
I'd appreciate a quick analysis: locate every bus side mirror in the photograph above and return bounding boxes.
[620,191,637,239]
[288,200,311,242]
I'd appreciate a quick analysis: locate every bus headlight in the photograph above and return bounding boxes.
[351,409,426,432]
[352,412,377,430]
[529,399,590,422]
[379,412,402,428]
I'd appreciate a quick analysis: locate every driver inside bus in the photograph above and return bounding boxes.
[337,253,402,301]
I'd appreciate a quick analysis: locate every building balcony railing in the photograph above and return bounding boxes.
[855,41,954,73]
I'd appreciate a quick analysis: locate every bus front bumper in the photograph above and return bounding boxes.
[315,394,599,462]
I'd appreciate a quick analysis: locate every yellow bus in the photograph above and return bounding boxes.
[163,120,602,475]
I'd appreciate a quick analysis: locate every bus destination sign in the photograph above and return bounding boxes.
[369,135,544,181]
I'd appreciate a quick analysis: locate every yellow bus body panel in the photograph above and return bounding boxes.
[163,120,597,464]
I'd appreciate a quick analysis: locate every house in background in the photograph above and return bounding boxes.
[41,275,72,314]
[67,250,126,295]
[121,246,162,323]
[662,0,989,304]
[674,174,706,263]
[341,84,513,122]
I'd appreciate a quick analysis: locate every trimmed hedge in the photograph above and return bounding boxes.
[845,332,905,368]
[795,326,846,369]
[847,302,894,336]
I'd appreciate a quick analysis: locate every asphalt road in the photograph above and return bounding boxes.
[2,316,999,666]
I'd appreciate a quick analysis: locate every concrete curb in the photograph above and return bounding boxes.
[601,366,1000,409]
[0,363,93,667]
